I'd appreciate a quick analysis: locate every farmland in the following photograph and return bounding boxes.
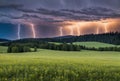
[0,45,120,81]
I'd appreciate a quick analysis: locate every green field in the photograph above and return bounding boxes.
[0,45,120,81]
[50,41,119,48]
[73,42,119,48]
[0,46,7,53]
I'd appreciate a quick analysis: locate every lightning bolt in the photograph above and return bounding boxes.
[30,23,36,38]
[96,26,99,34]
[60,27,63,36]
[70,26,74,35]
[103,23,108,33]
[18,24,21,39]
[77,25,80,36]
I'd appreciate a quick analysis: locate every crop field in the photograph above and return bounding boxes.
[0,46,120,81]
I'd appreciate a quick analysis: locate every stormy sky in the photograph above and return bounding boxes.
[0,0,120,39]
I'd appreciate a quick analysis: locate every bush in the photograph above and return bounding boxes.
[11,46,19,53]
[7,45,31,53]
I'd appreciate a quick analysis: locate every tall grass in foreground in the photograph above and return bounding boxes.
[0,48,120,81]
[0,64,120,81]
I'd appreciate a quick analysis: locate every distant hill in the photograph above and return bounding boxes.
[0,38,10,42]
[53,35,74,39]
[0,32,120,46]
[51,32,120,45]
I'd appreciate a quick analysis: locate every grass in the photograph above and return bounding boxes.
[50,41,120,48]
[0,46,7,53]
[0,46,120,81]
[73,42,119,48]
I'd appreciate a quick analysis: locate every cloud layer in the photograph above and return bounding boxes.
[0,0,120,39]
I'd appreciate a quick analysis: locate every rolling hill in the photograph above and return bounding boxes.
[0,38,10,42]
[73,42,119,48]
[0,32,120,46]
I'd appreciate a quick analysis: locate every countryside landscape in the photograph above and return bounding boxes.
[0,0,120,81]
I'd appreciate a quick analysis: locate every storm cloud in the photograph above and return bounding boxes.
[0,0,119,39]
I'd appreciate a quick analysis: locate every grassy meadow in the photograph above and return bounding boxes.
[0,43,120,81]
[0,46,7,53]
[50,41,120,48]
[73,42,119,48]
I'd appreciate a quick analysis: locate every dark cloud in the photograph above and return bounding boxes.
[0,4,23,9]
[0,0,120,23]
[0,0,120,9]
[0,0,119,39]
[61,7,120,19]
[1,5,120,23]
[0,14,23,19]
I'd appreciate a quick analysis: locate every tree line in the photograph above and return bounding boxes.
[53,32,120,45]
[7,42,120,53]
[7,43,81,53]
[1,32,120,47]
[7,44,37,53]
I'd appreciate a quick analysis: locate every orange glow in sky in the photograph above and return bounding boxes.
[61,18,120,36]
[103,22,108,33]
